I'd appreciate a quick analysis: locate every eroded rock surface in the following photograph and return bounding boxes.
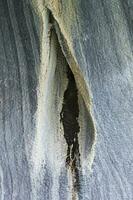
[0,0,133,199]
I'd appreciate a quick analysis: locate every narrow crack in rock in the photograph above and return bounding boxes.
[60,65,81,193]
[48,9,82,195]
[31,4,97,199]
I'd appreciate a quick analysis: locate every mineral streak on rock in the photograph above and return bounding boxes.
[1,0,133,199]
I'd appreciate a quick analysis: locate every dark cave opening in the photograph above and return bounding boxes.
[60,66,81,191]
[48,9,81,192]
[60,67,80,169]
[48,10,81,170]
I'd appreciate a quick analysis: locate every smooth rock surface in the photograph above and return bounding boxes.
[0,0,133,199]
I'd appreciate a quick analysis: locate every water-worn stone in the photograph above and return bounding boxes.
[0,0,133,199]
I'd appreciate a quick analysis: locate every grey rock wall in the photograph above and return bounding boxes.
[0,0,39,199]
[0,0,133,199]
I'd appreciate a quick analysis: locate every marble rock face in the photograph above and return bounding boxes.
[0,0,133,199]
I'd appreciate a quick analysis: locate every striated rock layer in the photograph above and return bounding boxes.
[0,0,133,199]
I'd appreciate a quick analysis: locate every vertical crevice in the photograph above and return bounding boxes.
[47,11,81,174]
[60,65,81,193]
[32,4,96,199]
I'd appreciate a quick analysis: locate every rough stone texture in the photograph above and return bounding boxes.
[0,0,39,199]
[0,0,133,199]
